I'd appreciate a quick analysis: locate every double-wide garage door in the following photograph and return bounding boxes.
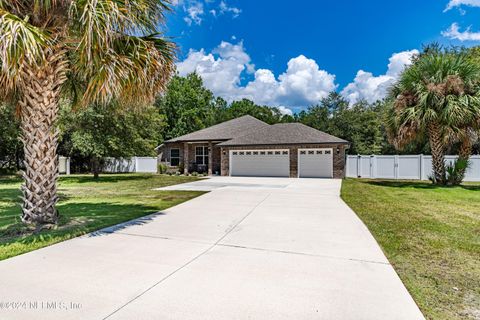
[229,148,334,178]
[230,150,290,177]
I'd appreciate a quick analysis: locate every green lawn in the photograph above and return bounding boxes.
[341,179,480,320]
[0,174,204,261]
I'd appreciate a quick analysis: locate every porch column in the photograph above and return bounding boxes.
[183,142,189,175]
[208,142,213,175]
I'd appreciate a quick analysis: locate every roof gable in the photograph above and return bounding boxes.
[166,115,269,142]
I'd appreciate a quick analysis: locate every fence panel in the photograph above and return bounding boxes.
[59,156,70,175]
[346,156,359,177]
[397,155,421,180]
[466,156,480,181]
[135,157,158,173]
[375,156,396,179]
[359,156,372,178]
[346,155,480,182]
[103,158,136,173]
[102,157,157,173]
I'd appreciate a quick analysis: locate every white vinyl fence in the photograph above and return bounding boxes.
[103,157,157,173]
[346,155,480,182]
[59,156,71,175]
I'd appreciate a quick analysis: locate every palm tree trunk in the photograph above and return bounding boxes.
[19,49,67,226]
[457,136,472,182]
[92,157,101,179]
[428,121,446,185]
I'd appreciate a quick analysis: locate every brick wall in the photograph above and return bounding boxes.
[160,142,183,165]
[220,144,347,178]
[161,142,222,174]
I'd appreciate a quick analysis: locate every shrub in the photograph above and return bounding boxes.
[158,163,167,174]
[445,159,470,186]
[430,158,470,186]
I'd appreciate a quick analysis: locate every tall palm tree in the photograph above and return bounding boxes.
[0,1,175,227]
[387,50,480,185]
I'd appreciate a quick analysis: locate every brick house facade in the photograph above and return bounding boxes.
[158,116,349,178]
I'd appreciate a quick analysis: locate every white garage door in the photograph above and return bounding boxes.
[298,148,333,178]
[230,150,290,177]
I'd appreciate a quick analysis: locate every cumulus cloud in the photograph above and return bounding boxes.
[219,1,242,17]
[341,50,418,105]
[277,106,294,116]
[183,1,204,26]
[442,22,480,41]
[444,0,480,11]
[179,0,241,23]
[177,42,336,109]
[178,41,420,110]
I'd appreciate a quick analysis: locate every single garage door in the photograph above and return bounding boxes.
[230,150,290,177]
[298,148,333,178]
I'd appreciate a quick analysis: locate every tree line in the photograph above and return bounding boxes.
[2,68,479,175]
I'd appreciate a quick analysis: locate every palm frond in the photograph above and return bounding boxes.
[0,9,49,96]
[70,0,172,63]
[73,33,176,107]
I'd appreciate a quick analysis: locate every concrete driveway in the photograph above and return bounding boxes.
[0,177,424,320]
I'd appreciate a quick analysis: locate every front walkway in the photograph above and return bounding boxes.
[0,177,424,320]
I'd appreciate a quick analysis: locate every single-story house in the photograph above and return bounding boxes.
[158,115,349,178]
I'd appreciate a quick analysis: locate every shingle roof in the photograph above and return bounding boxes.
[165,115,269,142]
[217,123,349,146]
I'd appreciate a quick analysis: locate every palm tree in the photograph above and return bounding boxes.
[0,1,175,227]
[387,50,480,185]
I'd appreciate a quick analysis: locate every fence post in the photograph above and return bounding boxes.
[394,155,399,179]
[370,155,375,179]
[66,157,71,175]
[357,155,361,178]
[419,154,423,180]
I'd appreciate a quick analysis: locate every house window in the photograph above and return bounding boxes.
[170,149,180,166]
[195,146,209,165]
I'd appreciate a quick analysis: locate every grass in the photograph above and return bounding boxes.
[0,174,204,261]
[341,179,480,320]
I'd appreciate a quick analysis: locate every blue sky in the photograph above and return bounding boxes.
[166,0,480,113]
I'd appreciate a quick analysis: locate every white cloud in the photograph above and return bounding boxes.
[444,0,480,11]
[341,50,419,105]
[183,1,204,26]
[277,106,294,116]
[442,22,480,41]
[219,1,242,18]
[177,42,337,109]
[178,41,420,110]
[177,41,253,98]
